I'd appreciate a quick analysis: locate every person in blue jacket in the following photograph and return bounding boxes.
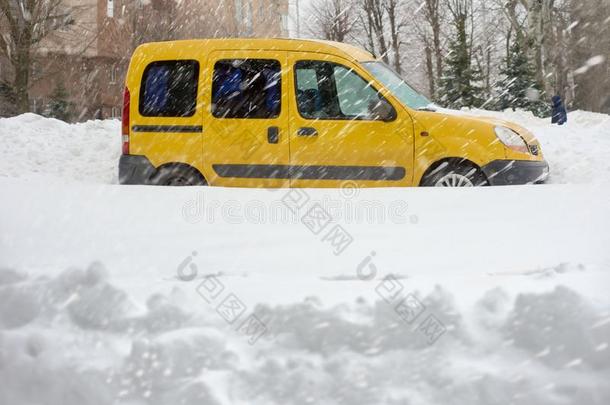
[551,95,567,125]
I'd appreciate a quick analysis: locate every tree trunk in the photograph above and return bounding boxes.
[527,0,550,92]
[14,44,31,114]
[422,0,442,98]
[363,11,377,56]
[432,20,443,86]
[377,35,389,64]
[485,47,491,97]
[386,0,402,74]
[364,0,389,63]
[425,44,435,97]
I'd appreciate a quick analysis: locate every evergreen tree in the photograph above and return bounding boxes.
[45,82,71,122]
[495,40,549,117]
[438,14,484,109]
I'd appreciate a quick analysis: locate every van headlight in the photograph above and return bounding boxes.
[495,126,529,153]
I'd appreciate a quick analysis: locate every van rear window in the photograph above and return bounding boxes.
[139,60,199,117]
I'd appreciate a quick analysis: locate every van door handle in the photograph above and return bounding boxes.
[268,126,279,144]
[297,127,318,137]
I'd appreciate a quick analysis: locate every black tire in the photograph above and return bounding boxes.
[420,161,488,187]
[150,165,207,186]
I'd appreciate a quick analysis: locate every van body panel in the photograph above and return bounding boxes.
[411,110,522,185]
[201,50,290,187]
[287,51,414,188]
[126,45,207,176]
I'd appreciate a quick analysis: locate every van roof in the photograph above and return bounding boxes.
[134,38,376,63]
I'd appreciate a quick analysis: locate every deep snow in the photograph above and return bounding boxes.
[0,110,609,404]
[1,109,609,185]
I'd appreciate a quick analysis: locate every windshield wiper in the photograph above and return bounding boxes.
[417,105,437,112]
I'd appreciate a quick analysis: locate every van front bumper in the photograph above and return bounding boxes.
[118,155,156,185]
[481,160,550,186]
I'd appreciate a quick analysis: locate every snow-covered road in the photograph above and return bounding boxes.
[1,110,609,405]
[1,177,608,300]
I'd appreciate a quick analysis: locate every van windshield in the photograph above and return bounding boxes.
[362,61,434,111]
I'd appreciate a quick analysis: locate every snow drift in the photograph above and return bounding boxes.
[0,109,609,404]
[0,113,121,184]
[1,109,609,185]
[1,264,609,405]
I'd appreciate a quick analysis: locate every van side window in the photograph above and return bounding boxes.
[212,59,281,119]
[295,61,394,121]
[140,60,199,117]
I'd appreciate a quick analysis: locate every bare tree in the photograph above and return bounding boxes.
[411,0,445,98]
[308,0,357,42]
[356,0,405,70]
[424,0,444,93]
[383,0,400,73]
[567,0,610,112]
[0,0,87,113]
[501,0,557,92]
[424,41,436,96]
[357,3,377,54]
[445,0,474,58]
[362,0,390,63]
[473,0,506,101]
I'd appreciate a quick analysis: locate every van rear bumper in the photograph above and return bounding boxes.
[482,160,550,186]
[118,155,156,185]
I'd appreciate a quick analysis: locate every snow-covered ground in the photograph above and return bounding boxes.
[0,110,609,404]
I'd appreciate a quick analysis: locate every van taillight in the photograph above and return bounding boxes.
[122,87,130,155]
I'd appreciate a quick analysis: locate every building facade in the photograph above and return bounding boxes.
[1,0,289,120]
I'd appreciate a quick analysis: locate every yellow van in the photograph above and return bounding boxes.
[118,38,549,187]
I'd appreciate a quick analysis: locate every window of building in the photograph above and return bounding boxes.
[111,106,120,118]
[212,59,281,119]
[139,60,199,117]
[235,0,254,35]
[235,0,243,22]
[244,0,253,35]
[110,66,121,85]
[294,61,394,121]
[107,0,114,18]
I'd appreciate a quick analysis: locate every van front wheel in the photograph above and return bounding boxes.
[151,165,207,186]
[421,162,488,187]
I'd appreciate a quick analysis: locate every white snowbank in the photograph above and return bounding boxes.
[0,111,609,404]
[0,113,120,184]
[466,109,610,184]
[1,263,609,405]
[1,110,609,185]
[0,175,608,404]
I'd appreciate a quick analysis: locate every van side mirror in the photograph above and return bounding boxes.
[370,99,396,122]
